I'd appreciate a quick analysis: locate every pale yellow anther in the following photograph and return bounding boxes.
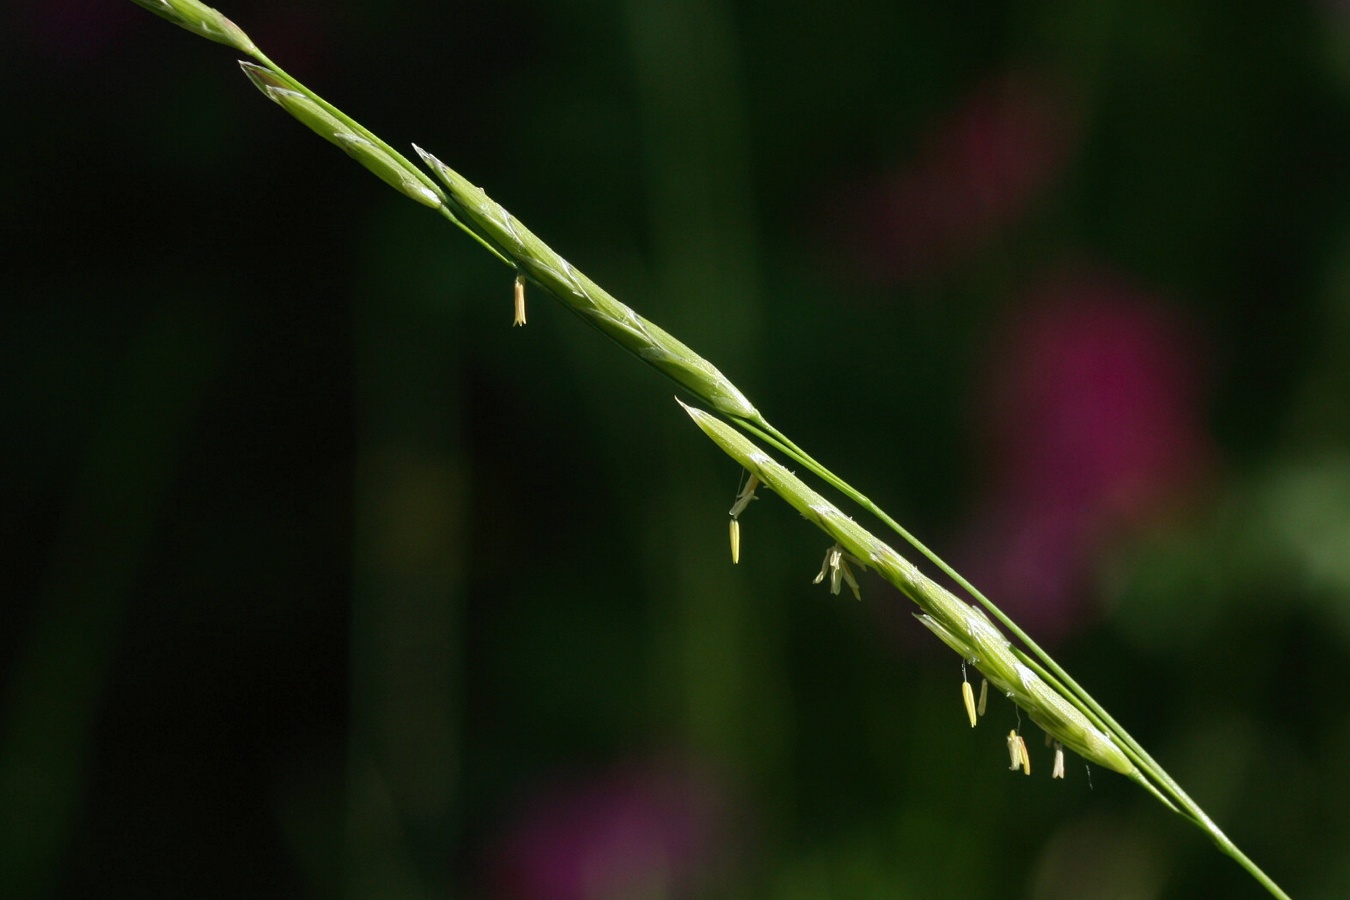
[962,679,977,728]
[727,472,758,565]
[813,544,840,589]
[839,562,861,600]
[1007,730,1030,774]
[814,543,861,600]
[513,274,527,326]
[1052,742,1066,780]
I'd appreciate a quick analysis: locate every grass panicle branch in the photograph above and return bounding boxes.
[680,402,1135,777]
[126,3,1293,897]
[413,148,761,421]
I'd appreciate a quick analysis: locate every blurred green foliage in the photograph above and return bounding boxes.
[3,0,1350,896]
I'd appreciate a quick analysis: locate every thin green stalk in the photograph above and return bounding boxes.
[126,3,1292,896]
[731,378,1296,897]
[715,412,1288,898]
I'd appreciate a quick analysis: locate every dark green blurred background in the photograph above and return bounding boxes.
[5,0,1350,896]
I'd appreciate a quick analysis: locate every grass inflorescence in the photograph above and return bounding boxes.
[125,3,1292,896]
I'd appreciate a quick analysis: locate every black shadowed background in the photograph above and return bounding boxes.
[3,1,1349,897]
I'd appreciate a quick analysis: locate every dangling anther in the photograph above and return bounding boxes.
[814,545,841,590]
[513,273,527,326]
[813,542,862,600]
[977,678,988,717]
[727,473,759,564]
[1007,730,1030,775]
[1052,741,1066,780]
[961,664,977,728]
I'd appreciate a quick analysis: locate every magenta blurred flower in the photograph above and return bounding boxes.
[960,267,1215,641]
[488,761,728,900]
[843,72,1077,283]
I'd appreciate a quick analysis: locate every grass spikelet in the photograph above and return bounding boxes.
[414,147,760,421]
[239,63,442,209]
[128,0,256,52]
[680,399,1134,775]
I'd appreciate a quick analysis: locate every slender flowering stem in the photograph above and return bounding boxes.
[126,3,1292,896]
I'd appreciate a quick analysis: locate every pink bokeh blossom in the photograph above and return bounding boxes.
[960,267,1216,641]
[843,72,1078,283]
[487,760,729,900]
